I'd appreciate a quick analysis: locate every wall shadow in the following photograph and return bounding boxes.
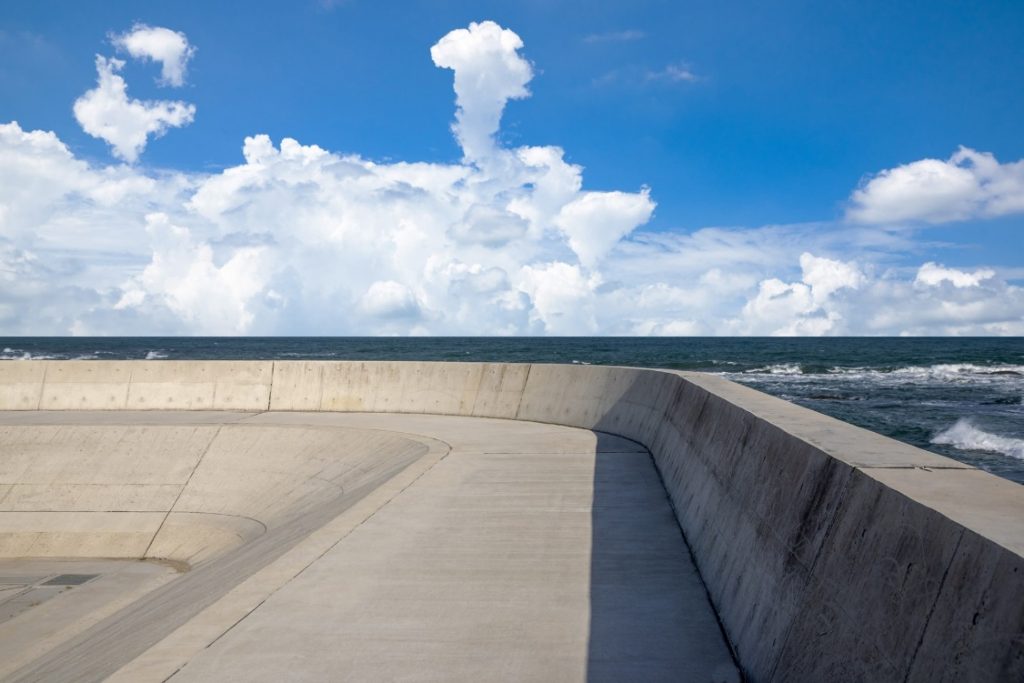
[586,397,738,682]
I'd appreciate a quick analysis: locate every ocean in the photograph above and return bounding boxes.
[2,337,1023,484]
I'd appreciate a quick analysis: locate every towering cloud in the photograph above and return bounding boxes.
[430,21,533,162]
[0,22,1021,336]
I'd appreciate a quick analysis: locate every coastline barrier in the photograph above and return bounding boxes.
[0,360,1021,681]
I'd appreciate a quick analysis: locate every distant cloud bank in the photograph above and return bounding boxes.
[0,21,1022,335]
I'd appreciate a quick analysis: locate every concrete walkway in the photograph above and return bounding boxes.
[0,411,738,682]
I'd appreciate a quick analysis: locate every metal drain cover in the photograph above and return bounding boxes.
[43,574,98,586]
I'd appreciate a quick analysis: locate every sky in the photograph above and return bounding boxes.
[1,0,1022,336]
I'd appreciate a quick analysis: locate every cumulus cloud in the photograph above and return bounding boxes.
[360,281,422,320]
[914,262,995,289]
[737,253,863,336]
[430,21,532,161]
[519,262,599,334]
[847,147,1024,224]
[555,189,654,269]
[73,55,195,162]
[112,24,195,86]
[114,213,270,334]
[733,254,1024,336]
[1,21,1021,337]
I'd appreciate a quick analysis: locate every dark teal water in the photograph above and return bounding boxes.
[3,337,1023,484]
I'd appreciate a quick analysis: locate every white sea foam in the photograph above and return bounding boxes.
[887,364,1024,382]
[0,349,60,360]
[740,363,1024,384]
[846,363,1021,377]
[746,363,803,375]
[931,419,1024,460]
[145,350,169,360]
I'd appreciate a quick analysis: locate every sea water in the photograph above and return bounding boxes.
[2,337,1022,484]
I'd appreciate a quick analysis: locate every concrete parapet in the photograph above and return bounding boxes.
[0,360,1021,680]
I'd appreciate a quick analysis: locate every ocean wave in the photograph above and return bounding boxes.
[839,363,1024,380]
[744,363,803,375]
[931,419,1024,460]
[145,350,169,360]
[737,362,1024,384]
[0,349,62,360]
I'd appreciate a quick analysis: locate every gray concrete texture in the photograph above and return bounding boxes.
[0,410,737,682]
[0,360,1021,681]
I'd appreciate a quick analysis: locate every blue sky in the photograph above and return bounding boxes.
[0,1,1022,335]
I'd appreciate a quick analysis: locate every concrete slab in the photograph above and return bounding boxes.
[0,558,179,679]
[144,413,737,683]
[0,410,738,683]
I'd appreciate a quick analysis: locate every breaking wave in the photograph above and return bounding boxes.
[1,348,60,360]
[744,363,803,375]
[833,363,1024,381]
[739,363,1024,383]
[931,420,1024,460]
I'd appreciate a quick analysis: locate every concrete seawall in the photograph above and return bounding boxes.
[1,360,1021,681]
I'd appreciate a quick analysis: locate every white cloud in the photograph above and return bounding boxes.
[915,262,995,289]
[430,21,532,162]
[1,21,1022,337]
[518,262,599,334]
[736,253,863,336]
[645,63,698,83]
[733,253,1024,337]
[115,213,269,334]
[555,189,655,269]
[595,62,699,88]
[800,252,864,304]
[360,281,422,319]
[73,55,195,162]
[112,24,195,87]
[847,147,1024,224]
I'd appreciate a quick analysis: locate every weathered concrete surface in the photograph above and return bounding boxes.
[0,558,179,679]
[0,360,1022,681]
[0,421,430,564]
[0,409,737,682]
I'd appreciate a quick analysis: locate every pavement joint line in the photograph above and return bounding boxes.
[141,424,223,560]
[163,436,452,681]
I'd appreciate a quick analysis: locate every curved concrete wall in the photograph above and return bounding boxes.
[1,360,1021,681]
[0,420,428,565]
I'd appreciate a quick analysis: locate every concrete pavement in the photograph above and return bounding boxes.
[0,410,738,682]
